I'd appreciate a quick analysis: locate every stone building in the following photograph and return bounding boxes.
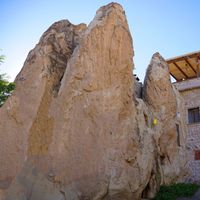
[166,50,200,183]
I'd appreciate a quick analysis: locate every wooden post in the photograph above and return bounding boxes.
[196,57,200,77]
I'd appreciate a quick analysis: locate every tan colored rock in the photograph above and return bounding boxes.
[0,190,5,200]
[0,19,86,195]
[4,162,65,200]
[143,53,178,163]
[0,3,188,200]
[40,3,140,199]
[142,53,187,198]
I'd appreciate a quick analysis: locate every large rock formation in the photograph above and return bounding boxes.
[142,53,187,198]
[0,19,87,199]
[0,3,188,200]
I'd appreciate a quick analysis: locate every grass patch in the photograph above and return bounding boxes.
[152,183,200,200]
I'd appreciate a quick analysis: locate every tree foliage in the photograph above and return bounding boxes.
[0,54,15,107]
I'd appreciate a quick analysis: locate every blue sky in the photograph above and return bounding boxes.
[1,0,200,81]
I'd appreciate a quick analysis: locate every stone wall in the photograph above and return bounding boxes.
[174,80,200,183]
[186,123,200,183]
[174,77,200,92]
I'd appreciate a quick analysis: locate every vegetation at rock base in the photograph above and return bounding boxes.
[153,183,200,200]
[0,53,15,107]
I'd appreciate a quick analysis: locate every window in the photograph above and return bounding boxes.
[176,123,180,146]
[194,150,200,160]
[188,107,200,124]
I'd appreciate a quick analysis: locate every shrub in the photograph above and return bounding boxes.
[153,183,200,200]
[0,74,15,106]
[0,53,15,107]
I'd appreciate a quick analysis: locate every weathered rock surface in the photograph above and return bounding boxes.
[142,53,188,198]
[0,3,188,200]
[0,19,86,200]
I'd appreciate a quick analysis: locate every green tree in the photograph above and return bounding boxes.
[0,54,5,64]
[0,54,15,107]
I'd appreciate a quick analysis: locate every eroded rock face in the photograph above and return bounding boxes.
[0,19,86,199]
[142,53,187,198]
[0,3,187,200]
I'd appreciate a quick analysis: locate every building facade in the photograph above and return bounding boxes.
[167,51,200,183]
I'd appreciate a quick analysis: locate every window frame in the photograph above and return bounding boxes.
[188,107,200,124]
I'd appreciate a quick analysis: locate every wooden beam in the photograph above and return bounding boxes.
[170,73,179,81]
[185,59,197,75]
[197,56,200,77]
[166,52,200,64]
[173,62,189,79]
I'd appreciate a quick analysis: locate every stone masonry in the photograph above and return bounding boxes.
[174,78,200,183]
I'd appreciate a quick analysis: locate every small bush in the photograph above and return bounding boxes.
[0,74,15,107]
[0,53,15,107]
[153,183,200,200]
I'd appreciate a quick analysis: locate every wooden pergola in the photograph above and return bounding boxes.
[166,50,200,82]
